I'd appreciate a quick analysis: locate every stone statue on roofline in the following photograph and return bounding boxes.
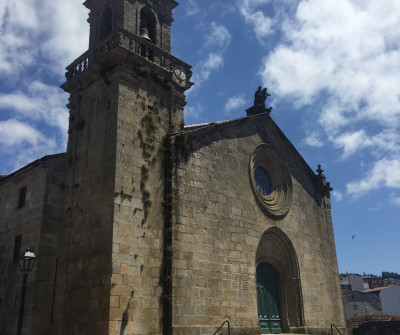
[254,86,270,108]
[246,86,273,116]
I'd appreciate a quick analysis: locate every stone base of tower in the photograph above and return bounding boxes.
[173,325,261,335]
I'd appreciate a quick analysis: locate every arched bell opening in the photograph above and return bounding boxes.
[139,7,157,61]
[99,7,113,42]
[256,227,304,334]
[140,7,157,44]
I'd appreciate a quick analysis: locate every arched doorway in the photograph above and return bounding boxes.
[257,262,282,334]
[256,227,304,333]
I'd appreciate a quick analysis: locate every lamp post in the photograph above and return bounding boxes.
[17,248,36,335]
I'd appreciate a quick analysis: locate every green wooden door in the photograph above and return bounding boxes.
[256,263,282,334]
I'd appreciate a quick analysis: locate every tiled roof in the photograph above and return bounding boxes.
[363,285,395,293]
[347,314,400,335]
[340,274,362,280]
[363,276,383,279]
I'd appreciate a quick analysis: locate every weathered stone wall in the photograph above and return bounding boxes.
[108,66,184,334]
[0,155,65,335]
[171,113,345,335]
[58,42,186,333]
[55,73,120,335]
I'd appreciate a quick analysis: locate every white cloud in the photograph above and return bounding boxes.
[0,119,52,147]
[260,0,400,197]
[263,48,335,106]
[184,103,204,121]
[238,0,273,40]
[333,129,400,160]
[303,131,324,148]
[205,22,232,50]
[190,22,232,89]
[193,53,224,85]
[347,159,400,196]
[334,130,369,159]
[0,81,69,136]
[0,119,57,171]
[185,21,231,120]
[0,1,87,173]
[40,1,90,73]
[0,81,69,173]
[0,2,6,21]
[391,194,400,206]
[0,0,88,78]
[332,190,343,202]
[5,1,39,29]
[317,101,351,134]
[263,0,400,127]
[224,95,246,114]
[186,0,201,17]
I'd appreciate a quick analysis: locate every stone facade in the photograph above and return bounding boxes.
[170,115,344,334]
[0,1,346,334]
[0,154,65,335]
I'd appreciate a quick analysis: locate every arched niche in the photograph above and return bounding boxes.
[140,7,157,44]
[99,7,113,42]
[256,227,304,332]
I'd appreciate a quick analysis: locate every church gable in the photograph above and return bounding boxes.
[170,106,343,333]
[176,110,328,206]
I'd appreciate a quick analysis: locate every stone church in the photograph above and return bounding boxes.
[0,1,346,334]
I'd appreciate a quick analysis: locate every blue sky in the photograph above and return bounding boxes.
[0,0,399,276]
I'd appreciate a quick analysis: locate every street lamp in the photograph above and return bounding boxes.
[17,248,36,335]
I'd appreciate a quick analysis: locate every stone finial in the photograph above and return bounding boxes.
[316,164,324,177]
[246,86,272,116]
[316,164,333,195]
[316,164,326,183]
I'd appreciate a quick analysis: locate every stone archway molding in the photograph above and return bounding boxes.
[256,227,305,333]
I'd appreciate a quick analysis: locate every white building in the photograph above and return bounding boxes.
[379,286,400,316]
[340,274,364,292]
[363,285,400,317]
[343,291,381,320]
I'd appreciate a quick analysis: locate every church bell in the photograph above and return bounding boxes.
[140,28,152,42]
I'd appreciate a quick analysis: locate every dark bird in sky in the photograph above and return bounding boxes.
[352,235,355,239]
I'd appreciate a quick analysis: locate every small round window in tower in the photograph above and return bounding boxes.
[250,144,292,217]
[254,167,272,196]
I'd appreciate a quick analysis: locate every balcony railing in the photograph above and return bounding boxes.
[64,27,192,83]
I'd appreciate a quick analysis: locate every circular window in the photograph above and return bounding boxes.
[254,167,272,196]
[250,144,292,217]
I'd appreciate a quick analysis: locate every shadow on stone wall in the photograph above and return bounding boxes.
[353,321,400,335]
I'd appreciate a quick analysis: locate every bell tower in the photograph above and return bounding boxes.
[57,1,192,334]
[85,0,178,52]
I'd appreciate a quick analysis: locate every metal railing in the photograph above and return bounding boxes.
[212,320,230,335]
[331,323,344,335]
